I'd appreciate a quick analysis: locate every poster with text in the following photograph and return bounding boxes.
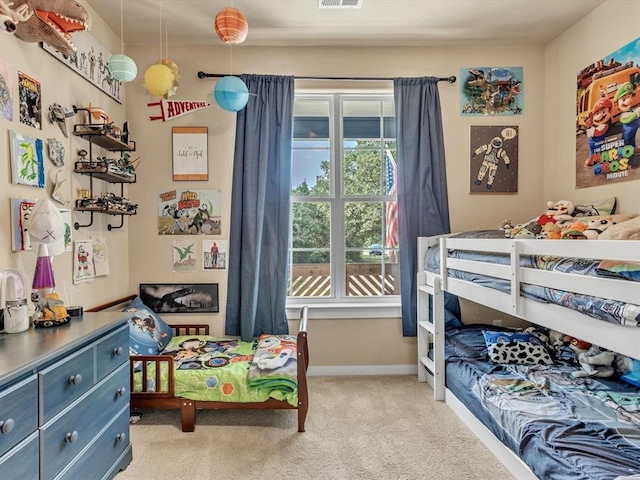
[460,67,523,116]
[576,37,640,188]
[157,189,221,235]
[0,57,13,120]
[469,126,518,193]
[173,239,197,272]
[18,71,41,129]
[203,240,227,270]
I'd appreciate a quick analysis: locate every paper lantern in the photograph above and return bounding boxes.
[144,63,175,97]
[108,54,138,82]
[214,7,248,44]
[214,76,249,112]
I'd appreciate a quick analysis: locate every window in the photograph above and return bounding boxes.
[288,94,399,307]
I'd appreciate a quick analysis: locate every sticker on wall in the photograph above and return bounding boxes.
[9,130,45,188]
[469,126,518,193]
[203,239,227,270]
[576,36,640,188]
[18,71,41,129]
[460,67,523,116]
[10,198,36,251]
[73,240,95,284]
[173,239,197,273]
[0,57,13,120]
[157,189,222,235]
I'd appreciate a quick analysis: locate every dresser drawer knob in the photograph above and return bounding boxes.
[0,419,15,435]
[116,432,126,443]
[117,387,127,397]
[68,374,82,385]
[113,346,124,356]
[65,431,79,443]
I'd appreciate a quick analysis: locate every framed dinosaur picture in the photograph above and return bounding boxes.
[139,283,219,314]
[460,66,523,116]
[41,32,123,103]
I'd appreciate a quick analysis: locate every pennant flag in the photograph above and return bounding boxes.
[148,99,212,121]
[385,149,399,251]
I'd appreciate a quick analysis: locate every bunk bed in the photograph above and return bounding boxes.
[88,295,309,433]
[416,233,640,480]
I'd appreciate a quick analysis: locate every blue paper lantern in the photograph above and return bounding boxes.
[108,54,138,82]
[214,76,249,112]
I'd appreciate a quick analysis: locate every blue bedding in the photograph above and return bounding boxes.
[446,325,640,480]
[424,230,640,327]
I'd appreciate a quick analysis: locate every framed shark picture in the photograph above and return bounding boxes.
[41,32,123,103]
[139,283,219,314]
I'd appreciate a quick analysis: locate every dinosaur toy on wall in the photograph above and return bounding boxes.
[13,0,91,56]
[0,0,32,33]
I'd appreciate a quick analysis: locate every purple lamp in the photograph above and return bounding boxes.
[32,244,56,291]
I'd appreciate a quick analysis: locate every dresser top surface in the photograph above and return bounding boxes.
[0,312,130,385]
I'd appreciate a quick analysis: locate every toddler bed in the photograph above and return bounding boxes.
[416,213,640,478]
[88,295,309,433]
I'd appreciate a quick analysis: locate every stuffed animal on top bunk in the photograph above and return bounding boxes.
[508,200,575,239]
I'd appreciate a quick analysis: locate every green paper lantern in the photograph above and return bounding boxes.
[108,54,138,82]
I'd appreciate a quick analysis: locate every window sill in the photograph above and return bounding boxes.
[286,301,401,319]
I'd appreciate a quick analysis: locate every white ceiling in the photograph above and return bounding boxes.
[86,0,605,48]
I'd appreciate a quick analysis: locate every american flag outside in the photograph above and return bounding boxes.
[385,149,399,252]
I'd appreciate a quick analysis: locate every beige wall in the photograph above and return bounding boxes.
[0,3,130,310]
[125,44,547,366]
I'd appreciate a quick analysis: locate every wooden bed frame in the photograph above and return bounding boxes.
[88,295,310,433]
[416,235,640,478]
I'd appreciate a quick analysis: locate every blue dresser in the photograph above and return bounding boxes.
[0,312,132,479]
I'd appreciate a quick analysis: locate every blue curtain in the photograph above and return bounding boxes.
[393,77,452,337]
[225,74,295,342]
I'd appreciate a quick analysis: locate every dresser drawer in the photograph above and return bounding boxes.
[40,345,95,424]
[0,375,38,458]
[41,363,129,480]
[96,325,129,381]
[0,431,39,480]
[54,406,130,480]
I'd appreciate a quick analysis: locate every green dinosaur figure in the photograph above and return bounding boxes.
[13,0,91,56]
[173,243,195,262]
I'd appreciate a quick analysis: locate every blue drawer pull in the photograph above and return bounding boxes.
[68,374,82,385]
[116,432,126,443]
[116,387,127,397]
[113,346,124,356]
[65,431,79,443]
[0,418,15,435]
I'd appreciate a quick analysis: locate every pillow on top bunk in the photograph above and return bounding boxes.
[573,196,616,217]
[482,330,553,366]
[123,296,174,355]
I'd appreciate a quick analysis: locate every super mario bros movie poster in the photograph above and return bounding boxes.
[158,189,221,235]
[470,126,518,193]
[576,36,640,188]
[460,67,523,116]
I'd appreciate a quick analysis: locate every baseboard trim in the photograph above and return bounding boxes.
[308,364,418,376]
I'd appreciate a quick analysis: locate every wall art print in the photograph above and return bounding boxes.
[172,126,208,181]
[60,208,72,252]
[10,130,45,188]
[0,57,13,120]
[469,126,518,193]
[41,32,123,103]
[460,67,523,116]
[92,236,110,276]
[576,36,640,188]
[173,239,197,273]
[157,189,221,235]
[203,239,227,270]
[73,239,95,284]
[139,283,219,314]
[18,71,41,129]
[10,198,36,251]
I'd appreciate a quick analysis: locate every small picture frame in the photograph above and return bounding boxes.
[139,283,219,313]
[172,126,208,181]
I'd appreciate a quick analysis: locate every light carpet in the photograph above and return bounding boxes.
[115,375,513,480]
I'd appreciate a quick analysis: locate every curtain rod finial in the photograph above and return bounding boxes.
[197,71,207,79]
[447,76,456,84]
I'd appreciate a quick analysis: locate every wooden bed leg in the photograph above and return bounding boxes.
[180,400,196,432]
[297,399,308,432]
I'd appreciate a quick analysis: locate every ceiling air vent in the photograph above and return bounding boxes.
[318,0,363,9]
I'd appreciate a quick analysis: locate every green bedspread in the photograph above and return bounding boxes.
[133,335,298,406]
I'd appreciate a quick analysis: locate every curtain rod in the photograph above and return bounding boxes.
[197,71,457,83]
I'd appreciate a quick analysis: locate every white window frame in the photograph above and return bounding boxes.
[286,93,401,319]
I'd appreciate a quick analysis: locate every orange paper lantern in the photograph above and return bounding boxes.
[214,7,248,44]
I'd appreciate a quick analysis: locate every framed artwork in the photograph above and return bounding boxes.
[0,57,13,120]
[10,198,36,251]
[203,239,227,270]
[469,126,518,193]
[157,189,221,235]
[139,283,219,314]
[59,208,72,252]
[18,71,41,128]
[41,32,123,103]
[173,239,197,273]
[172,126,208,181]
[460,67,523,116]
[73,239,95,284]
[10,130,45,188]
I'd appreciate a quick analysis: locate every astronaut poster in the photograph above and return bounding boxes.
[157,189,221,235]
[469,126,518,193]
[460,67,523,116]
[576,36,640,188]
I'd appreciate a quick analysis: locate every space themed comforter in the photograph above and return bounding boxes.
[132,334,299,406]
[445,325,640,480]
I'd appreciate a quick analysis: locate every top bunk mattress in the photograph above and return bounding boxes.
[424,230,640,328]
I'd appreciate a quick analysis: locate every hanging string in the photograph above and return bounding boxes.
[165,22,169,59]
[159,1,163,59]
[119,0,124,53]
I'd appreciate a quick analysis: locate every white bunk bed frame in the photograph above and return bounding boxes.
[417,235,640,479]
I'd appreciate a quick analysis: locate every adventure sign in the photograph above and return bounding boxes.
[148,99,212,121]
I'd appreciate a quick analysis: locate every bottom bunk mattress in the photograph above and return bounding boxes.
[445,325,640,480]
[133,334,299,406]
